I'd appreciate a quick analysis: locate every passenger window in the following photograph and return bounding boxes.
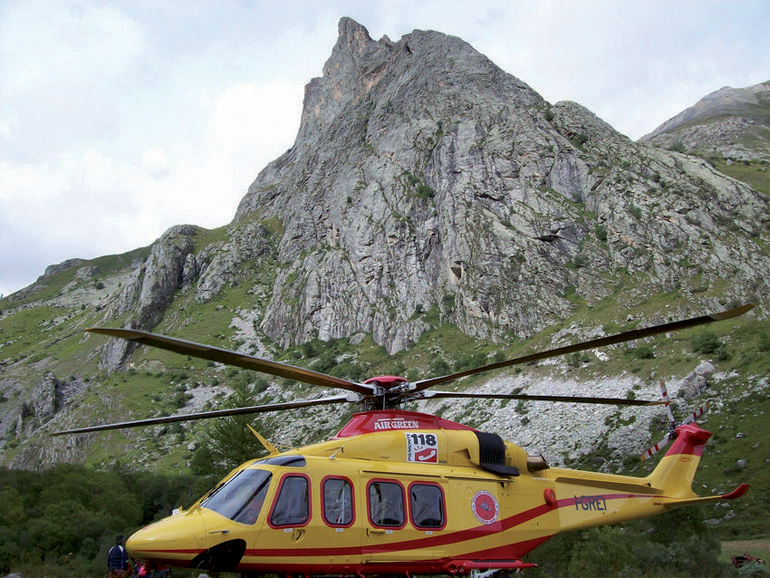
[368,480,405,527]
[409,483,445,529]
[323,477,354,527]
[269,475,310,527]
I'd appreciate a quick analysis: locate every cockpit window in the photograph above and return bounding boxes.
[201,468,272,525]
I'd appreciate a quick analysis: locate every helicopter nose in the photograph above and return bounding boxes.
[127,509,207,568]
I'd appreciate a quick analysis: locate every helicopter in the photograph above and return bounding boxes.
[52,304,753,575]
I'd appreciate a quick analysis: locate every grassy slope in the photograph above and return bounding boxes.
[714,160,770,196]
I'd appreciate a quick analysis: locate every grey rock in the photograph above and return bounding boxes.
[99,225,200,370]
[695,361,715,378]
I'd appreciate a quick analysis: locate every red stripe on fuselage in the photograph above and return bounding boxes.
[237,492,656,558]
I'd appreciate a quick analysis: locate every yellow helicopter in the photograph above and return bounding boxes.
[52,304,753,575]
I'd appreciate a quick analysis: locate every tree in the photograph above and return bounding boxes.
[191,379,269,479]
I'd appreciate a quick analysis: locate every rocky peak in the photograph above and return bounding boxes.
[640,81,770,162]
[300,18,384,137]
[225,19,768,355]
[333,16,380,62]
[296,19,540,155]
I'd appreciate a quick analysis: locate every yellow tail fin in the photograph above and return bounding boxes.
[645,422,748,507]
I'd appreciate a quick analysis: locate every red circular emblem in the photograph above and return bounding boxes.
[471,490,499,524]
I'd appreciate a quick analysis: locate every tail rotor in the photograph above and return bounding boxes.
[640,380,710,461]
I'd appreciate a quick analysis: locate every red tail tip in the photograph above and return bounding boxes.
[722,483,750,500]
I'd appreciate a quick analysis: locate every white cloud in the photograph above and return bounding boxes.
[141,147,170,177]
[0,1,147,162]
[209,81,302,158]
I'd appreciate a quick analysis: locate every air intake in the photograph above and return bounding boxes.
[475,431,519,476]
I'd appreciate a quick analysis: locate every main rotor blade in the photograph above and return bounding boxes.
[50,394,355,436]
[86,327,374,396]
[412,304,753,392]
[421,391,664,406]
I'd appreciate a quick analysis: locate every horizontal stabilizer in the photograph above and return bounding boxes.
[654,483,749,509]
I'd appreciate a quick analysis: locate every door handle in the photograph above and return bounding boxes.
[367,528,386,536]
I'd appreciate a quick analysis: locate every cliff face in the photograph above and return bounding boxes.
[228,18,768,354]
[1,18,768,472]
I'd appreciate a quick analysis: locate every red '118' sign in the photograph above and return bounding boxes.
[405,432,439,463]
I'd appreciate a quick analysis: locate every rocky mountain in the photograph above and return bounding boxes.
[231,19,768,357]
[641,81,770,163]
[640,81,770,201]
[1,16,768,520]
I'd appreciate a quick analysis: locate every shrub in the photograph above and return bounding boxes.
[568,352,591,367]
[668,141,687,153]
[758,331,770,352]
[570,133,588,147]
[691,332,731,361]
[627,344,655,359]
[430,358,450,375]
[594,225,608,242]
[453,351,487,372]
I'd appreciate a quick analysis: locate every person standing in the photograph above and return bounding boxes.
[107,535,130,577]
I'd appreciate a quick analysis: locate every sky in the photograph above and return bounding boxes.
[1,0,769,298]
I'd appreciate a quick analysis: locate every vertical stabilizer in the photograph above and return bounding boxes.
[645,422,710,498]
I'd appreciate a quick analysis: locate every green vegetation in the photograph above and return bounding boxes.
[401,170,436,199]
[0,464,209,577]
[626,343,655,359]
[569,133,589,148]
[691,331,731,361]
[190,377,270,478]
[529,507,743,577]
[668,140,687,153]
[594,225,608,242]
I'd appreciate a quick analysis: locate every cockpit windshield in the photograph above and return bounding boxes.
[201,468,272,525]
